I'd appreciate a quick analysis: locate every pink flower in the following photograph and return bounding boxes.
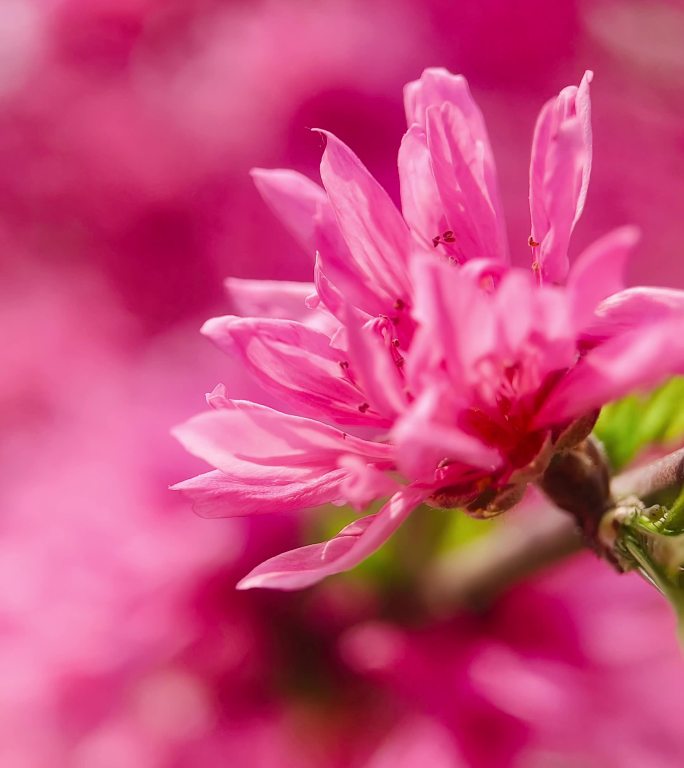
[174,68,684,590]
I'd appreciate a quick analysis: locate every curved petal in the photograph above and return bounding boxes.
[250,168,346,263]
[202,315,387,426]
[529,71,593,283]
[317,130,412,309]
[236,487,426,590]
[535,317,684,426]
[398,125,444,247]
[224,277,338,335]
[173,401,394,472]
[426,103,508,263]
[566,226,639,331]
[172,468,347,518]
[403,68,507,259]
[583,286,684,343]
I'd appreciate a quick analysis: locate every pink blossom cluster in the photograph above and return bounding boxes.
[175,69,684,590]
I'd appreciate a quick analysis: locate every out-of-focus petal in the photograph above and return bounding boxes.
[236,488,426,590]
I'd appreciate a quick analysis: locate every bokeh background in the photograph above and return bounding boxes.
[3,1,684,766]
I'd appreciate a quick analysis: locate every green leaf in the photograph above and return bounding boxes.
[594,376,684,470]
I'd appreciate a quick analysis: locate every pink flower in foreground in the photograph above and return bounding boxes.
[174,68,684,590]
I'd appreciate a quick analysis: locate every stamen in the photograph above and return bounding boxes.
[391,338,400,347]
[358,402,370,413]
[528,235,540,247]
[393,298,406,311]
[339,361,349,370]
[432,230,457,248]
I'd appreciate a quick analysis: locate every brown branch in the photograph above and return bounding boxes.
[422,506,581,614]
[424,445,684,614]
[611,447,684,502]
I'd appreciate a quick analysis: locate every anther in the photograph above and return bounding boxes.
[528,235,540,247]
[433,230,456,248]
[358,402,370,413]
[391,338,400,347]
[339,361,349,370]
[393,298,406,311]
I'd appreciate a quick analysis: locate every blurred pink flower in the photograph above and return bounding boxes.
[174,69,684,590]
[346,551,684,768]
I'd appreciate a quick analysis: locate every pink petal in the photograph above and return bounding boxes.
[566,226,639,331]
[172,402,395,517]
[206,382,231,410]
[236,488,426,590]
[404,68,492,158]
[224,277,338,335]
[171,468,347,518]
[426,103,507,263]
[404,68,507,259]
[338,454,400,510]
[398,125,444,247]
[250,167,346,262]
[529,71,593,283]
[343,309,408,421]
[408,256,497,392]
[173,401,394,473]
[317,130,412,309]
[535,317,684,426]
[201,315,387,426]
[583,286,684,344]
[392,385,501,481]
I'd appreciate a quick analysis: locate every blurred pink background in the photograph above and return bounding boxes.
[2,1,684,765]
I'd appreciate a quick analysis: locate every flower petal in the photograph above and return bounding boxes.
[529,71,593,283]
[236,488,426,590]
[404,68,507,260]
[317,130,412,309]
[535,317,684,426]
[250,167,346,262]
[343,309,408,420]
[566,226,639,331]
[398,125,444,247]
[171,468,347,518]
[426,103,507,263]
[202,315,387,426]
[224,277,338,335]
[174,401,394,471]
[392,385,501,481]
[583,286,684,343]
